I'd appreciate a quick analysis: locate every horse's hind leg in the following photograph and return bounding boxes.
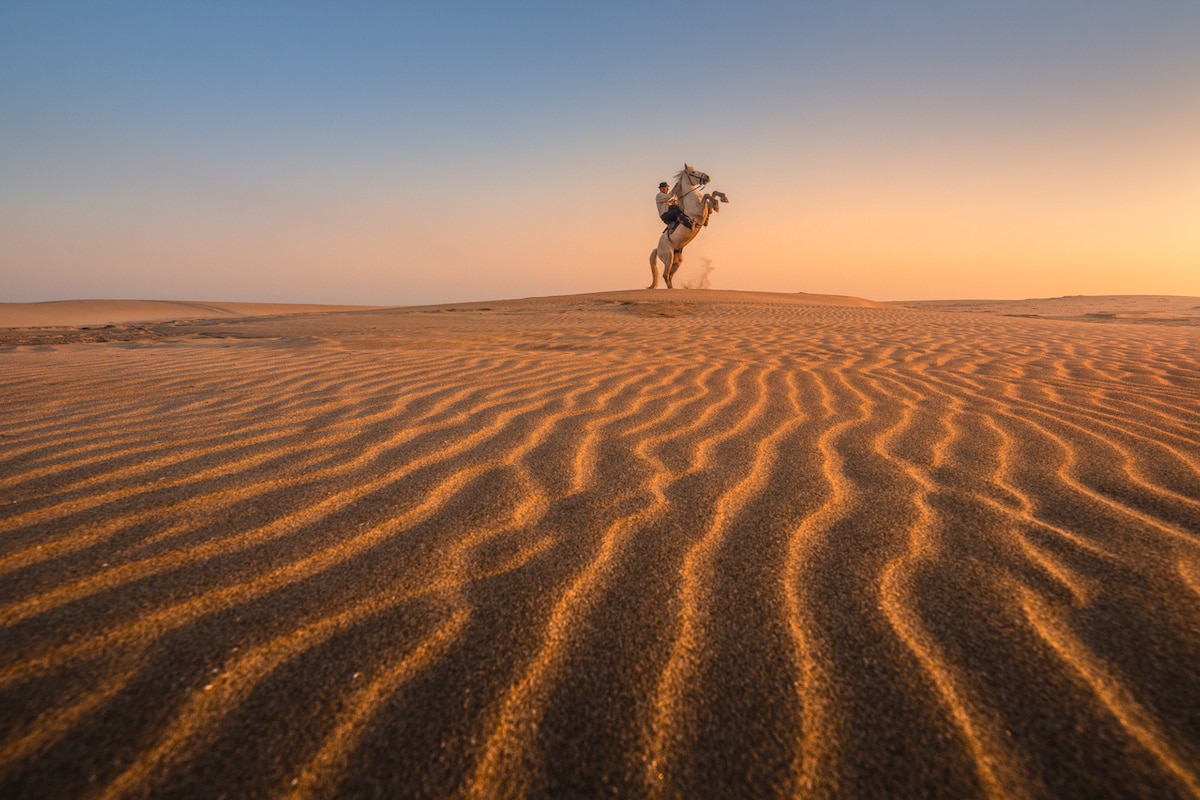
[666,250,683,287]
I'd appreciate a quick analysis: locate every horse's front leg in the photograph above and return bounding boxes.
[701,192,728,224]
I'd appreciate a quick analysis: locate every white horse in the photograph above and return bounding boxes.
[648,164,729,289]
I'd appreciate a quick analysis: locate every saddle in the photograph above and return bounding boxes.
[664,215,694,235]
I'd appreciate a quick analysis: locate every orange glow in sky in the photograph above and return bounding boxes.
[3,3,1198,303]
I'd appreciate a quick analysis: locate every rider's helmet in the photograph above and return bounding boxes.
[658,182,669,189]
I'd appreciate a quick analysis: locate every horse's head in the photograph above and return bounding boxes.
[677,163,710,190]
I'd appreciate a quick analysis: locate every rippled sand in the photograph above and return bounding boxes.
[0,300,378,329]
[2,290,1199,799]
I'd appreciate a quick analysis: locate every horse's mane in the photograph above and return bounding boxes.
[671,166,693,196]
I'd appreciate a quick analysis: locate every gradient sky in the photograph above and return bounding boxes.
[3,1,1198,304]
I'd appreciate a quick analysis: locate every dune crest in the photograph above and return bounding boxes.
[0,299,379,329]
[2,291,1199,798]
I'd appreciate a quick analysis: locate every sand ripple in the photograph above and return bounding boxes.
[2,292,1199,798]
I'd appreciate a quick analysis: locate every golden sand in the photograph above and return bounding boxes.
[0,300,378,329]
[1,290,1198,798]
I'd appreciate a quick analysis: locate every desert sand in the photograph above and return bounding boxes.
[2,290,1199,798]
[898,295,1200,326]
[0,300,379,329]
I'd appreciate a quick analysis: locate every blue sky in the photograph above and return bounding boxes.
[3,1,1198,303]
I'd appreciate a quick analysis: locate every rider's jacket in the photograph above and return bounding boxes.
[655,190,677,217]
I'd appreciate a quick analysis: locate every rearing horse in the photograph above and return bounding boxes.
[648,163,729,289]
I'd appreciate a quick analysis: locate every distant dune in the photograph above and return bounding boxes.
[0,299,379,329]
[2,290,1199,798]
[0,291,883,329]
[898,294,1200,325]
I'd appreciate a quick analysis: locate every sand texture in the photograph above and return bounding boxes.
[2,290,1199,798]
[0,300,379,330]
[899,295,1200,326]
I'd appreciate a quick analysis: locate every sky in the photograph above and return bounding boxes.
[2,1,1198,304]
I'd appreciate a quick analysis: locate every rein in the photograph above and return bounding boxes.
[675,171,708,191]
[671,171,709,201]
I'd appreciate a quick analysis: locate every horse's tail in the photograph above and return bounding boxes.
[648,247,660,289]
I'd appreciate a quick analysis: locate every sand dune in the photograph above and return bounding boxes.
[2,290,1199,798]
[0,300,379,329]
[899,294,1200,325]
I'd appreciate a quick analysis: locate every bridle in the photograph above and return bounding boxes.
[677,169,710,194]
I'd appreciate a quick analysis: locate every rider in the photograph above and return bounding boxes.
[657,181,688,228]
